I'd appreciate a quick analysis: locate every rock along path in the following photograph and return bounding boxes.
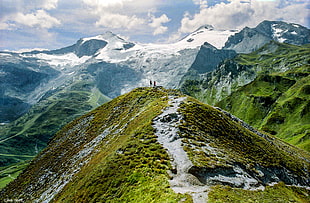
[152,96,209,203]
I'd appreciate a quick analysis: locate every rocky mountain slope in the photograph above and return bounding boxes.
[224,20,310,53]
[179,42,237,87]
[1,87,309,202]
[181,42,310,151]
[0,53,60,123]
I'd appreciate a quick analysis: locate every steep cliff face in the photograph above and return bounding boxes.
[185,42,237,75]
[1,88,309,202]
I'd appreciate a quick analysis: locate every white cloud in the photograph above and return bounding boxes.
[38,0,59,10]
[192,0,208,9]
[83,0,131,9]
[149,14,171,35]
[95,13,145,29]
[0,27,59,51]
[0,22,10,30]
[0,0,60,30]
[179,0,309,33]
[13,10,61,29]
[82,0,158,14]
[82,0,170,34]
[82,0,146,30]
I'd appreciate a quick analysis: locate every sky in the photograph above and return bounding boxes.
[0,0,309,51]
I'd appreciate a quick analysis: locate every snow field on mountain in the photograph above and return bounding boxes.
[30,53,91,68]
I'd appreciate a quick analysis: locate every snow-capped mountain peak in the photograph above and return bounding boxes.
[224,20,310,53]
[178,25,238,49]
[80,31,125,45]
[195,24,215,31]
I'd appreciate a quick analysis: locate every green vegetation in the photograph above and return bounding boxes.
[217,73,310,151]
[181,42,310,152]
[0,160,29,189]
[53,87,189,202]
[1,87,308,202]
[0,80,110,167]
[209,182,310,203]
[0,87,190,202]
[178,97,309,178]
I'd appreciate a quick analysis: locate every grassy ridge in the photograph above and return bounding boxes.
[0,87,190,202]
[179,97,309,178]
[53,87,189,202]
[1,87,309,202]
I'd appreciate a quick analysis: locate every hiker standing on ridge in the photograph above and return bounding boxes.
[154,81,156,87]
[150,80,152,87]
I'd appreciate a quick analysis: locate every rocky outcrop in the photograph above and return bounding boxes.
[224,20,310,53]
[189,42,237,74]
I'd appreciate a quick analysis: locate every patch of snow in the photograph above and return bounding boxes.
[176,28,238,49]
[277,37,286,43]
[0,71,7,76]
[80,35,108,45]
[33,53,91,68]
[14,48,49,53]
[0,53,12,57]
[271,24,287,43]
[291,31,297,35]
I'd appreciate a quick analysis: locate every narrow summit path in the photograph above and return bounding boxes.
[152,96,209,203]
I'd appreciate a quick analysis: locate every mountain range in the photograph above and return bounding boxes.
[0,23,238,167]
[0,20,309,200]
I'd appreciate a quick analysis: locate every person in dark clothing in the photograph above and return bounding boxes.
[154,81,156,87]
[150,80,152,87]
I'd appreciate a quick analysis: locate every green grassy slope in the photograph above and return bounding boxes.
[0,87,190,202]
[0,80,110,167]
[53,88,190,203]
[209,182,310,203]
[217,73,310,151]
[179,97,309,179]
[1,88,309,202]
[217,43,310,151]
[181,42,310,151]
[0,160,29,189]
